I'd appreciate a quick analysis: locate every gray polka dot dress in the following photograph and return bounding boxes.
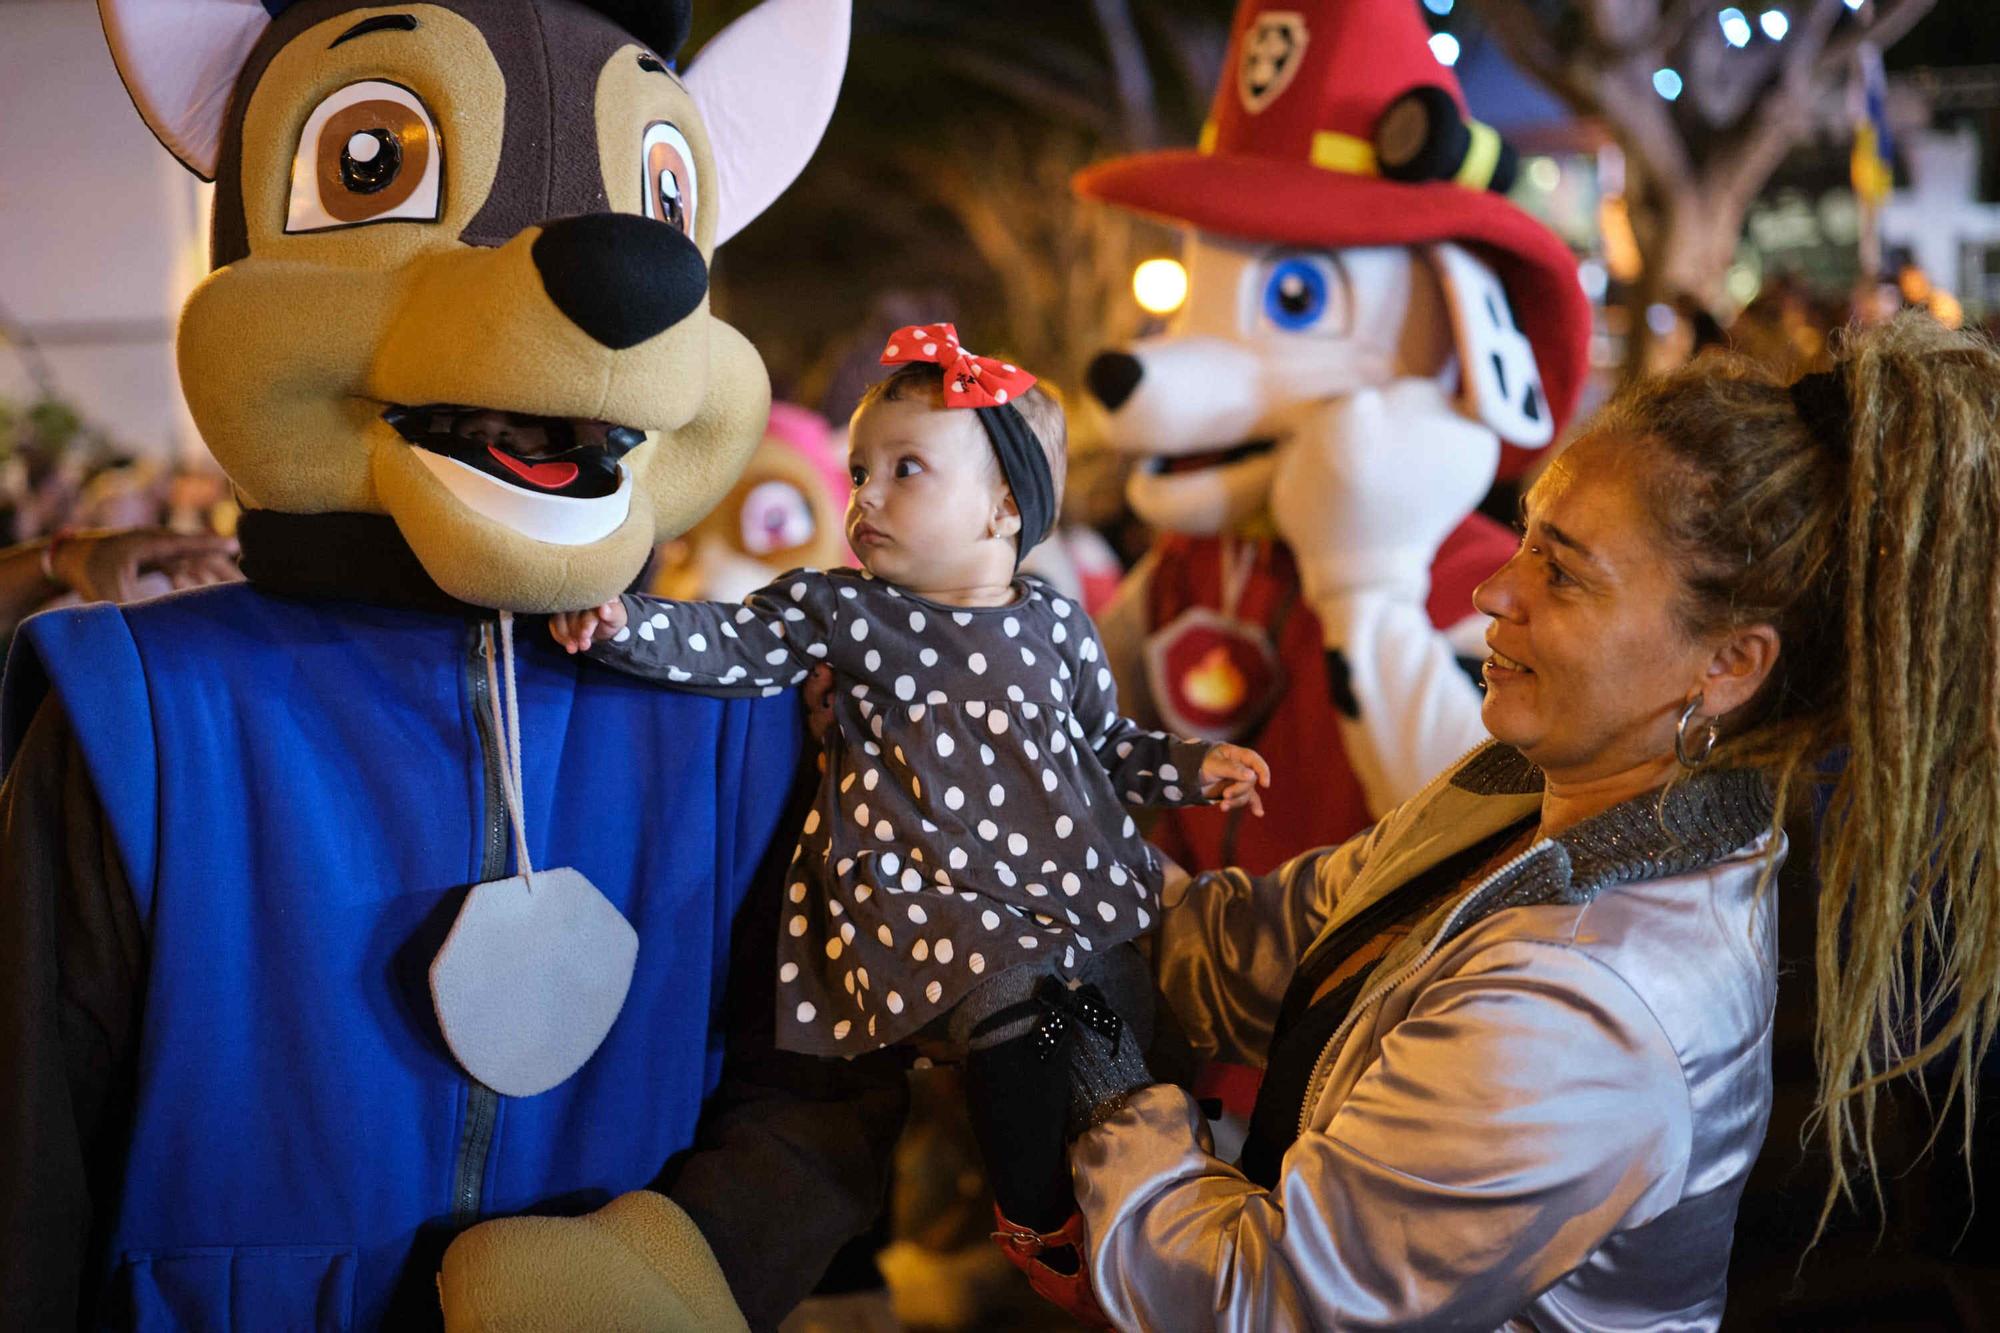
[590,568,1215,1056]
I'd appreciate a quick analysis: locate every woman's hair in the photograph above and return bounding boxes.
[855,361,1068,515]
[1583,312,2000,1234]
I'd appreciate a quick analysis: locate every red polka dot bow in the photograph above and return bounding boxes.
[879,324,1037,409]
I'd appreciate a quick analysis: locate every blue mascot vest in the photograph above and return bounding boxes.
[1,584,802,1330]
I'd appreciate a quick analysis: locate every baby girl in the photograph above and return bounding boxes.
[551,325,1266,1311]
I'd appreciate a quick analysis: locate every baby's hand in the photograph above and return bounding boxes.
[1200,743,1271,817]
[549,599,626,654]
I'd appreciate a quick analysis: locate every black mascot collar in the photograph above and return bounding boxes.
[238,510,488,617]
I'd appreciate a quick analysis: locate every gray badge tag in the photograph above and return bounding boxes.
[432,613,639,1097]
[430,866,638,1098]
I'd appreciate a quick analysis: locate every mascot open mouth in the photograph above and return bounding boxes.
[383,404,644,499]
[380,403,643,546]
[1145,437,1277,476]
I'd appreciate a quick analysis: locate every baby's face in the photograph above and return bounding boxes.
[845,396,1014,593]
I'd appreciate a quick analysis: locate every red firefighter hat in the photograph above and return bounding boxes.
[1075,0,1592,446]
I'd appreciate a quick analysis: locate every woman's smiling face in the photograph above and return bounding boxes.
[1472,437,1724,781]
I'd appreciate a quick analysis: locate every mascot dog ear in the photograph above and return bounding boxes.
[1426,241,1554,450]
[685,0,845,244]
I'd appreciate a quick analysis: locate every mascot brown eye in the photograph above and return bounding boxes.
[287,80,443,233]
[640,121,699,238]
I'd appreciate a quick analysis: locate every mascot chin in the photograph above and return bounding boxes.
[1074,0,1592,876]
[0,1,850,1328]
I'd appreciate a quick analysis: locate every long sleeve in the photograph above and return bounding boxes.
[1151,821,1381,1068]
[587,570,839,698]
[1073,938,1693,1332]
[1069,614,1211,807]
[0,698,145,1331]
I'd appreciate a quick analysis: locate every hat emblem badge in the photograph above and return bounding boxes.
[1239,12,1310,114]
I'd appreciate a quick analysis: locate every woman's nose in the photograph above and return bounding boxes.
[1473,555,1526,620]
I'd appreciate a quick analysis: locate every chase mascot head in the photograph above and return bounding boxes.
[102,0,847,610]
[0,2,849,1329]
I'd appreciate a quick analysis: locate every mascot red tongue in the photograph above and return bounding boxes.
[1075,0,1591,875]
[0,1,853,1329]
[490,450,581,489]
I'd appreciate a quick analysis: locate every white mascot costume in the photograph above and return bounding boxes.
[1076,0,1591,876]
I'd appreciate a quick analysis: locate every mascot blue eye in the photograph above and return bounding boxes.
[1263,259,1330,331]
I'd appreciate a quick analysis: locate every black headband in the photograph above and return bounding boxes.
[974,402,1055,563]
[1789,369,1852,460]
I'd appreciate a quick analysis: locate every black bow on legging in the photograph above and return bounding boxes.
[1028,978,1122,1064]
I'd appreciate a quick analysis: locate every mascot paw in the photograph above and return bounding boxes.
[1269,380,1501,607]
[439,1190,749,1333]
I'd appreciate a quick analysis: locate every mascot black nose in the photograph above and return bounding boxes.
[531,214,708,351]
[1085,351,1145,411]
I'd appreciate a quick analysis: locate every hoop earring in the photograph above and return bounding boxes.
[1675,695,1719,769]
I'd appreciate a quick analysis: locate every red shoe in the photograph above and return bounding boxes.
[991,1204,1116,1330]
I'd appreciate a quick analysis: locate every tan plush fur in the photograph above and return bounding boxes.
[439,1191,749,1333]
[595,43,719,244]
[175,2,774,611]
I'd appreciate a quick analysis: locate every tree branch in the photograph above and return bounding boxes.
[1473,0,1602,109]
[926,47,1117,135]
[1474,0,1696,186]
[1091,0,1160,149]
[1816,0,1937,79]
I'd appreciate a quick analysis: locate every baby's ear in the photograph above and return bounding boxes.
[991,492,1023,540]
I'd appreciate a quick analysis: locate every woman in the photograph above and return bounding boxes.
[1062,313,2000,1329]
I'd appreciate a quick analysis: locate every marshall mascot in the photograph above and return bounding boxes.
[1077,0,1592,875]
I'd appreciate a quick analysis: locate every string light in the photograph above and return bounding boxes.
[1653,68,1684,101]
[1428,31,1461,66]
[1759,9,1790,40]
[1718,8,1753,46]
[1132,258,1188,315]
[1422,0,1454,13]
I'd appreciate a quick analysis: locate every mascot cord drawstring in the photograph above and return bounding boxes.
[483,611,535,880]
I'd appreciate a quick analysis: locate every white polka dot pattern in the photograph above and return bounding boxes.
[584,569,1206,1056]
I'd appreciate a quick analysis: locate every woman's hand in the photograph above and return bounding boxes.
[802,664,837,745]
[49,527,241,602]
[549,600,626,654]
[1201,743,1271,817]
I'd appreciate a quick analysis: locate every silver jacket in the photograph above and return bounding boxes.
[1074,743,1783,1331]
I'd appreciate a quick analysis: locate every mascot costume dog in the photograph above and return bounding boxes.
[0,0,853,1328]
[1077,0,1590,874]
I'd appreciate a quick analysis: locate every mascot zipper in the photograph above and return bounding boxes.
[453,621,509,1221]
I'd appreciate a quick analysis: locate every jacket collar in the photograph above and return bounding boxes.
[1445,758,1776,948]
[1322,742,1777,952]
